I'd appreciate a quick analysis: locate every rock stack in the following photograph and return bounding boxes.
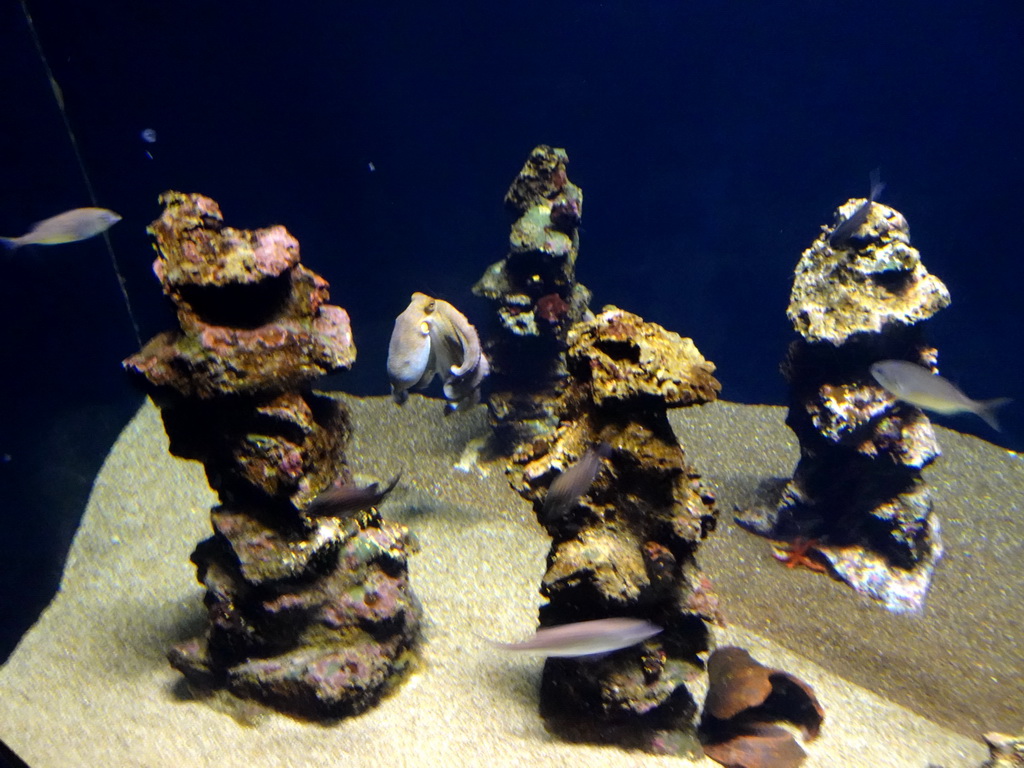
[515,306,722,753]
[472,145,591,453]
[125,191,419,717]
[740,188,950,612]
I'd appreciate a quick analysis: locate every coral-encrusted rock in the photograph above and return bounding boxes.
[150,198,298,289]
[741,191,949,613]
[128,192,355,399]
[513,306,720,753]
[787,199,950,344]
[567,307,720,407]
[130,300,354,398]
[125,192,418,719]
[169,507,419,718]
[473,145,592,453]
[208,506,341,583]
[980,731,1024,768]
[147,389,350,508]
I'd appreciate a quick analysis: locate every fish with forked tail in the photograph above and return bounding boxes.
[490,617,662,658]
[304,473,402,518]
[870,359,1011,431]
[828,170,885,249]
[1,207,121,249]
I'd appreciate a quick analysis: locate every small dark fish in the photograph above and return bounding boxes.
[491,617,662,658]
[304,473,401,517]
[542,442,612,521]
[828,169,885,249]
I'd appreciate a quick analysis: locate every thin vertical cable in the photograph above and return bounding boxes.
[19,0,143,348]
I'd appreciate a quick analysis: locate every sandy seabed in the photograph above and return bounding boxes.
[2,393,1020,768]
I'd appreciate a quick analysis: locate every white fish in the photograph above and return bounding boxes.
[1,207,121,249]
[870,359,1011,431]
[491,617,662,658]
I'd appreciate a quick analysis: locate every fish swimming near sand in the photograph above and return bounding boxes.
[828,170,885,249]
[1,207,122,249]
[304,473,401,517]
[542,442,613,522]
[870,359,1011,431]
[491,617,662,658]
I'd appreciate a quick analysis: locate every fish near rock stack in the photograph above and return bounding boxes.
[739,182,950,613]
[124,192,419,718]
[472,145,592,453]
[513,306,722,754]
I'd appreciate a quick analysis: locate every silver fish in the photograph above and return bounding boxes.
[828,170,885,249]
[1,207,121,249]
[492,617,662,658]
[542,443,612,521]
[870,359,1011,431]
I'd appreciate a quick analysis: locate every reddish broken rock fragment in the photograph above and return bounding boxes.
[702,723,808,768]
[535,292,570,324]
[700,647,824,768]
[705,646,776,720]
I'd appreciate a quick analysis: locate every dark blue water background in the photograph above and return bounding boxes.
[2,1,1022,661]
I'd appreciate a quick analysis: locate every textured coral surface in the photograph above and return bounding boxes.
[758,197,951,613]
[473,145,591,452]
[787,199,950,345]
[125,192,418,718]
[127,192,355,399]
[567,306,721,408]
[511,306,721,752]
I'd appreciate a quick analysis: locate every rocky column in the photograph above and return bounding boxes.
[739,190,951,613]
[124,192,419,717]
[472,145,591,453]
[514,306,721,753]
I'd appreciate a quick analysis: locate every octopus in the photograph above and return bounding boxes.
[387,292,490,412]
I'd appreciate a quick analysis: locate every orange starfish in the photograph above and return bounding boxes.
[770,537,829,573]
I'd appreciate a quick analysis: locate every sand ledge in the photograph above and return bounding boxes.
[1,394,1009,768]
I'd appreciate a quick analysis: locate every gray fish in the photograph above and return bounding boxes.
[304,473,401,517]
[492,617,662,658]
[828,170,885,249]
[870,359,1011,431]
[1,207,121,249]
[542,443,612,521]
